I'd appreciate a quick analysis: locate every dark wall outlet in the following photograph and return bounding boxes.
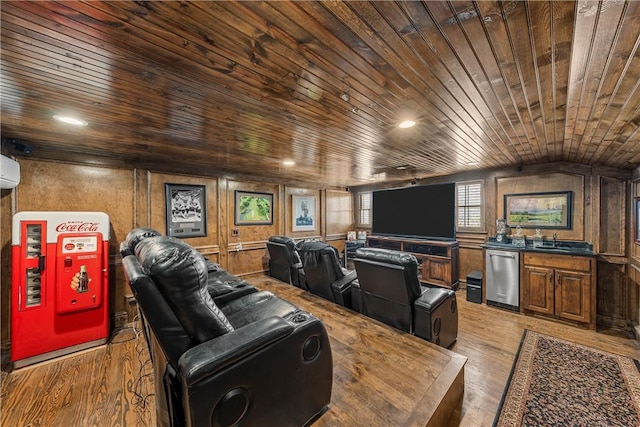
[125,294,137,323]
[232,228,240,236]
[113,311,128,330]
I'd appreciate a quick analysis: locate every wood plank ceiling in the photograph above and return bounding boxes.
[1,1,639,187]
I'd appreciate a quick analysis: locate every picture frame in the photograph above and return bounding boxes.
[635,197,640,244]
[504,191,572,229]
[234,190,274,225]
[165,184,207,237]
[292,195,317,232]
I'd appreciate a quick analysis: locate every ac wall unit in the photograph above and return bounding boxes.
[1,154,20,189]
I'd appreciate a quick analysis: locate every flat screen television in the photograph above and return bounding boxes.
[371,183,456,240]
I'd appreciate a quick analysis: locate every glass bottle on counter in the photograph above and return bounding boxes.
[533,228,543,248]
[512,225,526,247]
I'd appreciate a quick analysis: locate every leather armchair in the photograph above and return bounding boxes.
[296,240,357,308]
[120,232,333,427]
[353,247,458,348]
[266,235,304,288]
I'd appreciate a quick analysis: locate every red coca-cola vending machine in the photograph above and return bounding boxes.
[11,211,110,368]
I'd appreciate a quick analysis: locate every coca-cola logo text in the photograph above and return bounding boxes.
[55,222,100,232]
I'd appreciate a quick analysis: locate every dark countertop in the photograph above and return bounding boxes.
[481,237,596,256]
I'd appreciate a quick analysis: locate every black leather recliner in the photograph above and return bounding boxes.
[296,240,357,308]
[122,228,258,305]
[352,247,458,348]
[266,235,304,288]
[120,230,333,427]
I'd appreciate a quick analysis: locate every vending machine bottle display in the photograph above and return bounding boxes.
[11,211,110,368]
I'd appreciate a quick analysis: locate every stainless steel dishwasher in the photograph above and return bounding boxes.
[485,249,519,311]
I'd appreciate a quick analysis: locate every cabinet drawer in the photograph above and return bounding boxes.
[522,253,592,272]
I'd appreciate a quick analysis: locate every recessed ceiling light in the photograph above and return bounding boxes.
[53,115,88,126]
[395,164,414,170]
[398,120,416,129]
[467,162,480,166]
[283,160,295,166]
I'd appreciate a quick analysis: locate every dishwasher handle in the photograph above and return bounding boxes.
[488,252,517,259]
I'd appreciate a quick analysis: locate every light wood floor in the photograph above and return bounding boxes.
[1,275,638,427]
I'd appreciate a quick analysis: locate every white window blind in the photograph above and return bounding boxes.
[456,182,483,229]
[358,192,371,226]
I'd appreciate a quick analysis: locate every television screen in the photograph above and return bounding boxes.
[371,183,456,240]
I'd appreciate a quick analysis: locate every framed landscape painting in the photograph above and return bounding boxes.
[504,191,572,229]
[165,184,207,237]
[234,191,273,225]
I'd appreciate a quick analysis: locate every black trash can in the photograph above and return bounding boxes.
[466,270,482,304]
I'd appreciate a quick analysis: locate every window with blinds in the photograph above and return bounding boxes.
[456,181,483,230]
[358,192,372,226]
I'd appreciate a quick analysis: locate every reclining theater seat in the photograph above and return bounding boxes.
[120,232,333,427]
[296,240,358,309]
[353,247,458,348]
[266,235,304,288]
[122,228,258,305]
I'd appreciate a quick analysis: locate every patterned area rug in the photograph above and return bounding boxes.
[494,330,640,427]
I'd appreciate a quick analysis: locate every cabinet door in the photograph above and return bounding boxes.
[555,270,591,323]
[422,257,451,286]
[523,266,554,315]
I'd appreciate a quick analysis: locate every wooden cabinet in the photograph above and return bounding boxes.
[366,236,459,289]
[522,253,596,329]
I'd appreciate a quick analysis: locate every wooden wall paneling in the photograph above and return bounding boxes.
[325,189,353,253]
[134,168,150,228]
[456,232,488,283]
[226,242,271,278]
[14,159,136,317]
[226,180,280,275]
[278,184,286,235]
[1,188,15,367]
[484,176,498,237]
[632,173,640,261]
[596,258,629,332]
[631,264,640,339]
[218,177,229,270]
[496,173,585,241]
[320,189,327,241]
[631,170,640,339]
[597,176,626,255]
[459,247,484,286]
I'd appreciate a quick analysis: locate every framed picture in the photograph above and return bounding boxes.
[165,184,207,237]
[234,191,273,225]
[292,195,317,231]
[635,197,640,244]
[504,191,572,229]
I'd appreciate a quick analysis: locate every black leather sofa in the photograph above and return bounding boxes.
[352,247,458,348]
[120,228,332,427]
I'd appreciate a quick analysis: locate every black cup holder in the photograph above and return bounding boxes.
[290,312,310,323]
[234,283,247,288]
